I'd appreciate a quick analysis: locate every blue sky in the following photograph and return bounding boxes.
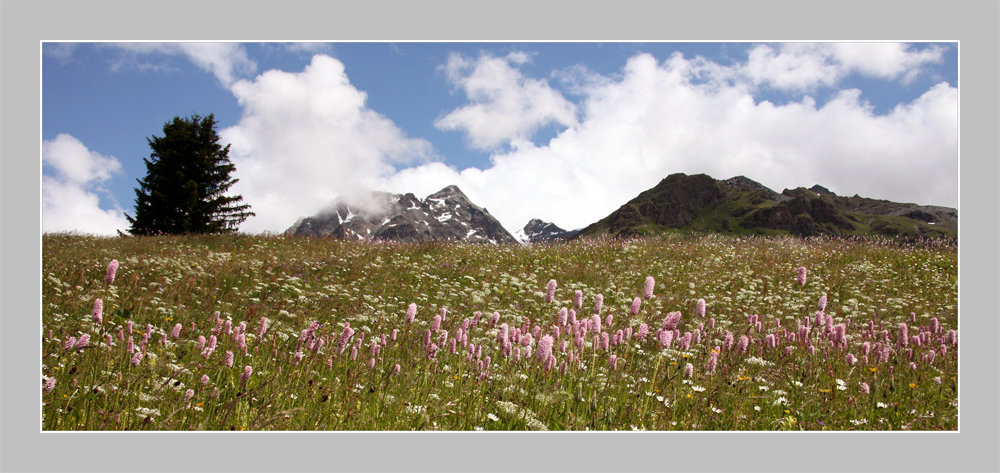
[42,42,957,235]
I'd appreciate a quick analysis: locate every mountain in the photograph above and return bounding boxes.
[286,185,517,244]
[514,218,581,243]
[574,173,957,240]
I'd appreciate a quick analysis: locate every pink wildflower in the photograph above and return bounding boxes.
[43,377,56,394]
[796,266,807,285]
[663,312,682,330]
[92,299,103,324]
[131,351,143,366]
[184,389,194,403]
[594,294,603,314]
[709,318,716,330]
[489,311,500,327]
[224,351,234,367]
[351,346,358,361]
[643,276,655,300]
[545,279,557,303]
[846,353,857,366]
[601,332,610,351]
[368,358,376,369]
[609,354,618,370]
[630,297,642,315]
[241,365,252,385]
[558,307,568,326]
[684,363,694,378]
[637,323,649,340]
[75,334,90,349]
[405,303,416,323]
[432,314,441,332]
[257,317,269,339]
[737,335,749,355]
[659,330,674,348]
[724,331,734,351]
[591,314,602,334]
[860,382,870,395]
[818,294,827,311]
[201,374,209,386]
[898,323,909,347]
[605,314,613,327]
[293,351,304,366]
[171,323,182,339]
[392,364,401,375]
[929,317,940,334]
[105,259,119,285]
[696,298,706,318]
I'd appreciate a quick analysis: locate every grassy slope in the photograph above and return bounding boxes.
[41,233,958,431]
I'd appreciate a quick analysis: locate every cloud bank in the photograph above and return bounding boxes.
[221,54,437,232]
[42,134,129,235]
[383,48,957,233]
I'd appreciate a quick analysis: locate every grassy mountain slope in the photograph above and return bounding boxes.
[575,173,957,240]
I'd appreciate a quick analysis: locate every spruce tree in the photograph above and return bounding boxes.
[125,114,254,235]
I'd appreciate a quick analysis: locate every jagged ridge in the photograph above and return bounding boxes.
[286,186,517,244]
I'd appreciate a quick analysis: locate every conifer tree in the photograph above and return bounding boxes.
[125,114,254,235]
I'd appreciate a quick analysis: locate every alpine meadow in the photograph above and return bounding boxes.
[40,41,960,432]
[41,232,958,431]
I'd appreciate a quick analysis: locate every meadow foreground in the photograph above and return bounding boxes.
[41,233,958,431]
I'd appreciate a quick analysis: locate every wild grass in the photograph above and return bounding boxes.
[41,232,957,430]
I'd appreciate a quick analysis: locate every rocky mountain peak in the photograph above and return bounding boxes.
[286,186,517,244]
[515,218,580,243]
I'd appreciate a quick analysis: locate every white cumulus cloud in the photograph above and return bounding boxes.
[384,50,957,234]
[151,46,954,236]
[221,54,437,233]
[42,134,130,235]
[435,51,578,151]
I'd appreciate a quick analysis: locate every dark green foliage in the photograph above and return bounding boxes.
[125,114,254,235]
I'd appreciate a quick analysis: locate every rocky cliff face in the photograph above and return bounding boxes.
[514,218,580,243]
[286,186,517,244]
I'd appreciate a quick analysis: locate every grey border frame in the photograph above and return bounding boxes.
[4,1,997,472]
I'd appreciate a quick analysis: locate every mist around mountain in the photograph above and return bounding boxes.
[286,185,517,244]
